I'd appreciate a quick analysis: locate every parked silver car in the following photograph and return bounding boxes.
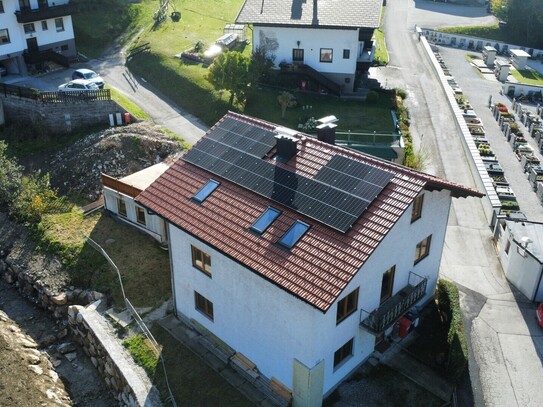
[71,68,104,89]
[58,79,99,92]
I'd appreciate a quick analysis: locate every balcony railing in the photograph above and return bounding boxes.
[15,3,77,23]
[360,272,427,335]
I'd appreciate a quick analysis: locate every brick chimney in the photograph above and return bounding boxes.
[316,115,338,145]
[275,134,298,162]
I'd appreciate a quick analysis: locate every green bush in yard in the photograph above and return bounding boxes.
[366,90,379,104]
[436,279,469,384]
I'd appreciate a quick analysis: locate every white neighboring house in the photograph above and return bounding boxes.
[102,162,170,244]
[235,0,382,94]
[0,0,76,76]
[135,112,482,407]
[497,220,543,302]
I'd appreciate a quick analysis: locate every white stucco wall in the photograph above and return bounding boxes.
[0,0,74,58]
[253,26,358,75]
[169,188,453,396]
[103,187,167,243]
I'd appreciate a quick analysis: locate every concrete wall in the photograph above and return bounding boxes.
[419,31,501,224]
[422,29,543,59]
[0,95,128,133]
[169,188,451,397]
[503,82,543,98]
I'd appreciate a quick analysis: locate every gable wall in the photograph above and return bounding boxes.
[253,26,358,75]
[169,187,453,396]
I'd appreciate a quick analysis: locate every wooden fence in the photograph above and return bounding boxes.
[0,82,111,102]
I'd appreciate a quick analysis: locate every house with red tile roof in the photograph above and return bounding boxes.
[136,112,483,406]
[235,0,383,94]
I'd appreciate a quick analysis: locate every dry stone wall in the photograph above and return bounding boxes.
[68,305,162,407]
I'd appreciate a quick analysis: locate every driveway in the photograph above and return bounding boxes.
[3,45,207,146]
[381,1,543,406]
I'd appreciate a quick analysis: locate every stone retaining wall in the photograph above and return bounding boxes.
[0,257,104,320]
[68,305,162,407]
[0,95,130,133]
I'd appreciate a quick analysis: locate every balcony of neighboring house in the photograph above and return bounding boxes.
[359,272,427,335]
[15,2,77,24]
[357,40,376,63]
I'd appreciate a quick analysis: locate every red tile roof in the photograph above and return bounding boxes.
[136,112,483,312]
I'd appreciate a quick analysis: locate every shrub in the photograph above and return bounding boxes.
[366,90,379,103]
[122,334,160,376]
[436,280,468,384]
[395,88,408,100]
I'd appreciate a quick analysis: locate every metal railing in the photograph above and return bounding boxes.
[0,83,111,102]
[360,271,427,335]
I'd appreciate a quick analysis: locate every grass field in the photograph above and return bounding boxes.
[438,24,509,43]
[510,68,543,86]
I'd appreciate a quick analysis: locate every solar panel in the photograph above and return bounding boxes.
[183,120,394,232]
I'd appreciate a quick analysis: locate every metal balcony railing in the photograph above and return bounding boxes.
[360,272,427,335]
[15,3,77,23]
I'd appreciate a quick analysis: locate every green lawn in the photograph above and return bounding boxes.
[152,325,253,407]
[438,24,510,43]
[510,68,543,86]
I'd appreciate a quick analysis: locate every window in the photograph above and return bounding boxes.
[293,48,304,63]
[333,338,353,368]
[336,288,359,324]
[192,245,212,276]
[41,21,48,31]
[55,18,64,32]
[24,23,35,34]
[118,198,127,217]
[411,194,424,222]
[414,235,432,264]
[380,266,395,304]
[320,48,333,63]
[194,291,214,320]
[61,44,68,51]
[343,49,350,59]
[136,206,146,225]
[251,207,281,234]
[0,2,4,13]
[0,29,10,44]
[192,179,219,203]
[278,220,310,249]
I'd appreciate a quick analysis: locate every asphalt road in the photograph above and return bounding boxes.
[381,1,543,406]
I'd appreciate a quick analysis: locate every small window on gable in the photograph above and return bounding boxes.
[411,194,424,222]
[136,206,146,225]
[55,18,64,32]
[414,235,432,264]
[192,179,219,203]
[343,49,350,59]
[336,288,359,324]
[0,2,4,13]
[42,21,48,31]
[251,207,281,234]
[278,220,310,249]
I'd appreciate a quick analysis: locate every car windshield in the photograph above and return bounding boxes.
[84,72,98,79]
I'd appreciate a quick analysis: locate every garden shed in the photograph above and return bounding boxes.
[224,24,247,43]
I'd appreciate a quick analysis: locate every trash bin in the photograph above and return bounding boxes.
[124,112,131,125]
[399,316,412,338]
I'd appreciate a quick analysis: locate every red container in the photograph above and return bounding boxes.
[399,316,412,338]
[124,112,131,125]
[537,303,543,328]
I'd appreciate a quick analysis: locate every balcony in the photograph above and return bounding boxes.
[15,3,77,24]
[360,272,427,335]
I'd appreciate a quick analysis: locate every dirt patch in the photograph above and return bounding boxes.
[36,122,184,201]
[0,280,116,406]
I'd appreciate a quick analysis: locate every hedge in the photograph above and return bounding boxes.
[436,279,468,384]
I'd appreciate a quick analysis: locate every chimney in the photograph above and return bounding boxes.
[275,134,298,162]
[316,115,338,145]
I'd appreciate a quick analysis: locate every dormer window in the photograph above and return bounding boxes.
[278,220,310,249]
[192,179,219,203]
[251,207,281,234]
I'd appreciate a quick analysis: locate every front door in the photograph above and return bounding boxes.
[26,37,38,54]
[292,48,304,64]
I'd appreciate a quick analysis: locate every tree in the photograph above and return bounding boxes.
[206,51,250,108]
[249,46,275,85]
[277,92,297,119]
[0,141,23,209]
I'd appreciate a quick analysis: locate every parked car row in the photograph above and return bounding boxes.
[57,69,105,92]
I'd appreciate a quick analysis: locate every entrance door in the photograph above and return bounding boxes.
[292,48,304,64]
[26,37,38,54]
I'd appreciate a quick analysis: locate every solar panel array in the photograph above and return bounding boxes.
[183,118,395,232]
